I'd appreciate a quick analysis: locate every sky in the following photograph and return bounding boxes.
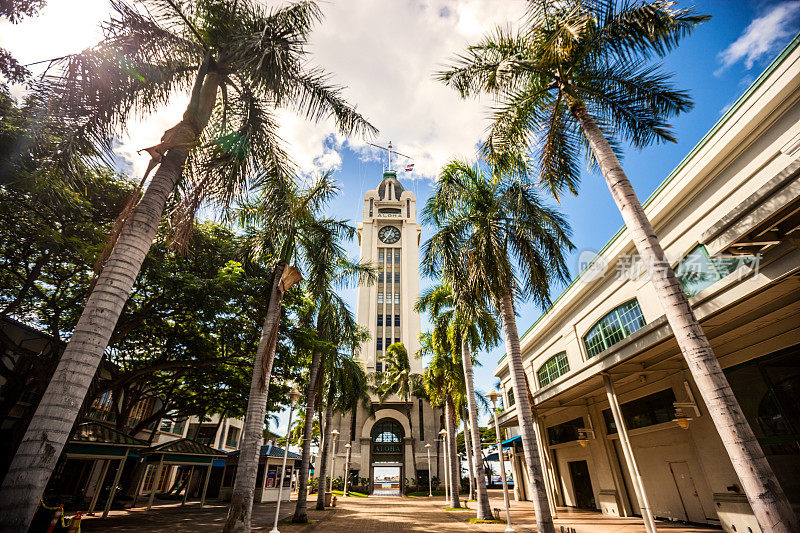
[2,0,799,443]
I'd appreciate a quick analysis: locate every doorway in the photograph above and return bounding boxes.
[669,461,705,523]
[372,465,401,496]
[568,460,596,510]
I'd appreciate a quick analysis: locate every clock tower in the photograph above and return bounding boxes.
[321,168,442,495]
[355,170,422,373]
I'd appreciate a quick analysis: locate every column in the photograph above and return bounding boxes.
[147,456,165,511]
[88,460,111,515]
[102,450,130,518]
[533,413,558,518]
[200,464,213,507]
[603,373,657,533]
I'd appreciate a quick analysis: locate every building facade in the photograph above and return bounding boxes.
[493,35,800,533]
[322,169,444,494]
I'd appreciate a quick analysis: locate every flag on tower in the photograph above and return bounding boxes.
[405,163,414,172]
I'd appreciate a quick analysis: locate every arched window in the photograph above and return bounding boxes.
[372,419,404,443]
[583,299,646,358]
[537,352,570,387]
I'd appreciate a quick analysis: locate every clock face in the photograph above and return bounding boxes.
[378,225,401,244]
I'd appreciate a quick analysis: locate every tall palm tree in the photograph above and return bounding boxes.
[0,2,374,529]
[422,160,572,532]
[416,283,499,519]
[291,258,374,523]
[437,2,797,531]
[374,342,422,484]
[419,332,465,509]
[228,174,371,531]
[315,350,370,510]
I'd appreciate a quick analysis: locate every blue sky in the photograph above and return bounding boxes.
[315,0,800,429]
[3,0,799,441]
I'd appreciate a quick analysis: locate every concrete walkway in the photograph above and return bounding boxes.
[80,492,720,532]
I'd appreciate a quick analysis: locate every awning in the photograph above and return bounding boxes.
[63,422,149,459]
[140,438,226,466]
[501,436,521,449]
[226,444,302,467]
[702,158,800,255]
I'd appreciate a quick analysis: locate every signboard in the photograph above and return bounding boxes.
[373,444,402,454]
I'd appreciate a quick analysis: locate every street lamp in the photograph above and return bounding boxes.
[343,443,352,497]
[439,428,449,504]
[270,387,302,533]
[425,443,433,497]
[487,390,515,533]
[329,429,340,495]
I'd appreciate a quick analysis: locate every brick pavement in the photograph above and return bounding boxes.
[80,491,720,533]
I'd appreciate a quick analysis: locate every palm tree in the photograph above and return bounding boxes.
[315,350,370,510]
[0,2,375,529]
[422,160,572,532]
[437,2,797,531]
[416,283,499,519]
[291,258,374,523]
[374,342,422,485]
[419,332,465,509]
[229,173,372,531]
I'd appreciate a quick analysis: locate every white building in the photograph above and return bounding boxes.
[493,34,800,533]
[323,169,445,494]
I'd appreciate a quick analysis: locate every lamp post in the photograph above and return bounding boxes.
[329,429,340,495]
[439,428,449,504]
[425,443,433,497]
[270,387,302,533]
[487,390,515,533]
[343,443,352,497]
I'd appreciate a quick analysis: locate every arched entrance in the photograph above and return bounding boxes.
[371,419,404,496]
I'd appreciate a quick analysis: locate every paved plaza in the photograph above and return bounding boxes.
[81,490,719,532]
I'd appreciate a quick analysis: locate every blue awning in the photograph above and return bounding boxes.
[501,436,521,449]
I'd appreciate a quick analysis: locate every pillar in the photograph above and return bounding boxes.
[102,450,129,518]
[603,373,657,533]
[88,460,111,515]
[181,466,195,506]
[147,455,165,511]
[533,413,558,518]
[200,464,213,507]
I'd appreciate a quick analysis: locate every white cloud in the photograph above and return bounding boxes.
[716,1,800,75]
[1,0,527,181]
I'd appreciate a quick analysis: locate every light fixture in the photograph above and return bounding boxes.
[439,428,447,436]
[674,417,692,429]
[287,387,302,405]
[345,443,351,449]
[425,443,431,448]
[486,390,500,406]
[331,429,340,437]
[577,427,595,447]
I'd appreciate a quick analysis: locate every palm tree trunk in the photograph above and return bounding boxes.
[461,404,475,501]
[499,291,554,533]
[461,340,492,519]
[0,69,221,531]
[444,395,461,508]
[292,349,324,523]
[572,104,797,533]
[406,403,418,487]
[223,263,288,533]
[315,384,335,510]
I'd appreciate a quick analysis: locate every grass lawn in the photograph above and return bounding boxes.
[332,490,368,498]
[468,518,506,524]
[444,506,472,511]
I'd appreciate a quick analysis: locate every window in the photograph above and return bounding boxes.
[376,361,383,372]
[395,314,400,327]
[394,272,400,283]
[377,338,383,351]
[226,426,240,447]
[418,398,425,441]
[602,388,677,434]
[395,338,400,345]
[394,293,400,304]
[386,338,391,349]
[377,292,383,304]
[377,314,383,326]
[547,417,584,445]
[378,251,384,263]
[172,418,186,436]
[160,419,173,431]
[505,387,515,408]
[537,352,570,387]
[675,245,753,297]
[395,251,401,264]
[378,272,384,283]
[584,299,646,358]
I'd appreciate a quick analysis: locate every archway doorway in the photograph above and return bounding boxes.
[371,419,404,496]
